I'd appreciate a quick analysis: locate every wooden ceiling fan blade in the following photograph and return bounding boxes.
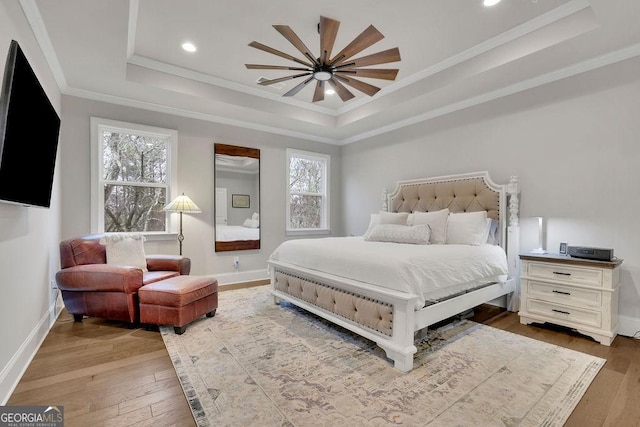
[335,47,401,68]
[258,72,311,86]
[335,68,399,80]
[245,64,311,71]
[319,16,340,64]
[334,75,380,97]
[312,80,325,102]
[329,25,384,66]
[284,76,315,97]
[327,77,355,102]
[273,25,318,65]
[248,41,313,67]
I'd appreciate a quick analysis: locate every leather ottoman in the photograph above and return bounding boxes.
[139,275,218,334]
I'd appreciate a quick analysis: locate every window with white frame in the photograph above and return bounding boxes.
[91,118,177,233]
[286,148,330,234]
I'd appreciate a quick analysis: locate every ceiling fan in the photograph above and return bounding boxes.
[245,16,401,103]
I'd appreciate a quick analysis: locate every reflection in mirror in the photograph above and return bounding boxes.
[214,143,260,252]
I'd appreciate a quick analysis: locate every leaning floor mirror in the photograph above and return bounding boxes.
[214,143,260,252]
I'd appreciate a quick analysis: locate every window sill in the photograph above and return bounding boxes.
[286,228,331,237]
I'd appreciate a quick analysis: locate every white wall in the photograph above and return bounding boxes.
[0,1,64,404]
[59,96,342,281]
[341,57,640,336]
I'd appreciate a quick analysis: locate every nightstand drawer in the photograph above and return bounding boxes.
[526,262,603,287]
[526,280,602,308]
[526,299,601,328]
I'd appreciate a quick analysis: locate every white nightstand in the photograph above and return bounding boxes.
[518,253,622,345]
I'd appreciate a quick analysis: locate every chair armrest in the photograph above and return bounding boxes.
[55,264,144,294]
[146,255,191,275]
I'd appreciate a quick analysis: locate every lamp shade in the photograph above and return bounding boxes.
[163,194,202,213]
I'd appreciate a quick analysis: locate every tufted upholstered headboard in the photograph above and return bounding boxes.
[385,171,511,248]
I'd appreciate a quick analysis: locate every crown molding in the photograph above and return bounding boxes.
[64,86,341,145]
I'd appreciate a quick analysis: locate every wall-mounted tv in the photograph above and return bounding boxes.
[0,40,60,208]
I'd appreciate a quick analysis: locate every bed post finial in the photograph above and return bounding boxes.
[507,176,519,227]
[382,189,389,212]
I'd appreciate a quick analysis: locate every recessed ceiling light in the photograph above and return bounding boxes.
[182,42,197,52]
[325,89,336,95]
[483,0,501,6]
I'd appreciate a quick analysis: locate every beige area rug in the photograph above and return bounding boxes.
[160,285,605,427]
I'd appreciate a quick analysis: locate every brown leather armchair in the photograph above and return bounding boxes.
[56,234,191,324]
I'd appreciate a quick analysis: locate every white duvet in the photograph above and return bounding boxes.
[269,237,509,309]
[216,225,259,242]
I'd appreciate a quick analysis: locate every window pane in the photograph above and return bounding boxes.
[289,157,322,193]
[289,194,321,229]
[104,185,167,232]
[102,131,167,184]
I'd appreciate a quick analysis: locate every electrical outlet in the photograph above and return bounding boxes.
[233,256,240,269]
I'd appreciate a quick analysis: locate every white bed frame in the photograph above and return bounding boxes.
[269,171,520,372]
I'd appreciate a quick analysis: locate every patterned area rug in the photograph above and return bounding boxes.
[160,285,605,427]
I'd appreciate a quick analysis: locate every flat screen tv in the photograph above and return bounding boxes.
[0,40,60,208]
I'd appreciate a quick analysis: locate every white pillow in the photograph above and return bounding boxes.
[446,211,489,245]
[363,213,381,238]
[252,212,259,221]
[363,211,409,238]
[379,211,409,225]
[411,209,449,244]
[364,224,431,245]
[100,233,148,272]
[242,218,259,228]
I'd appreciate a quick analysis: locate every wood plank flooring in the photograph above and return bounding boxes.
[8,288,640,426]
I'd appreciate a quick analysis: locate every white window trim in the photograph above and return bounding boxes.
[286,148,330,236]
[90,117,178,238]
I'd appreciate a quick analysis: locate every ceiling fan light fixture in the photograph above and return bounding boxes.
[313,71,332,81]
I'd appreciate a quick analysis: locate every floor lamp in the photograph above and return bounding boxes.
[163,193,202,255]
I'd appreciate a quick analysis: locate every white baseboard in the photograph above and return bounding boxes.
[618,314,640,339]
[0,298,61,405]
[215,268,270,286]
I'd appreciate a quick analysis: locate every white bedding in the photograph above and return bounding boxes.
[269,237,509,309]
[216,225,259,242]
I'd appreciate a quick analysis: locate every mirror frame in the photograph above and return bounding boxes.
[214,143,261,252]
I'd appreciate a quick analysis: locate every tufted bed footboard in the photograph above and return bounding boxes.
[270,261,420,372]
[273,269,394,336]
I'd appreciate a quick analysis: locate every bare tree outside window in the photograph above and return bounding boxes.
[287,150,329,231]
[101,131,168,232]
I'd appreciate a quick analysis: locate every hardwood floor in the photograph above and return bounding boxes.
[8,293,640,426]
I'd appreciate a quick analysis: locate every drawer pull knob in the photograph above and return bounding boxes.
[552,290,571,296]
[552,309,571,315]
[553,271,571,276]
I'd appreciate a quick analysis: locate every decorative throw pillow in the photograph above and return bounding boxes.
[411,209,449,244]
[364,224,431,245]
[363,213,380,239]
[363,211,410,239]
[100,233,148,272]
[242,218,259,228]
[486,219,500,245]
[446,211,488,245]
